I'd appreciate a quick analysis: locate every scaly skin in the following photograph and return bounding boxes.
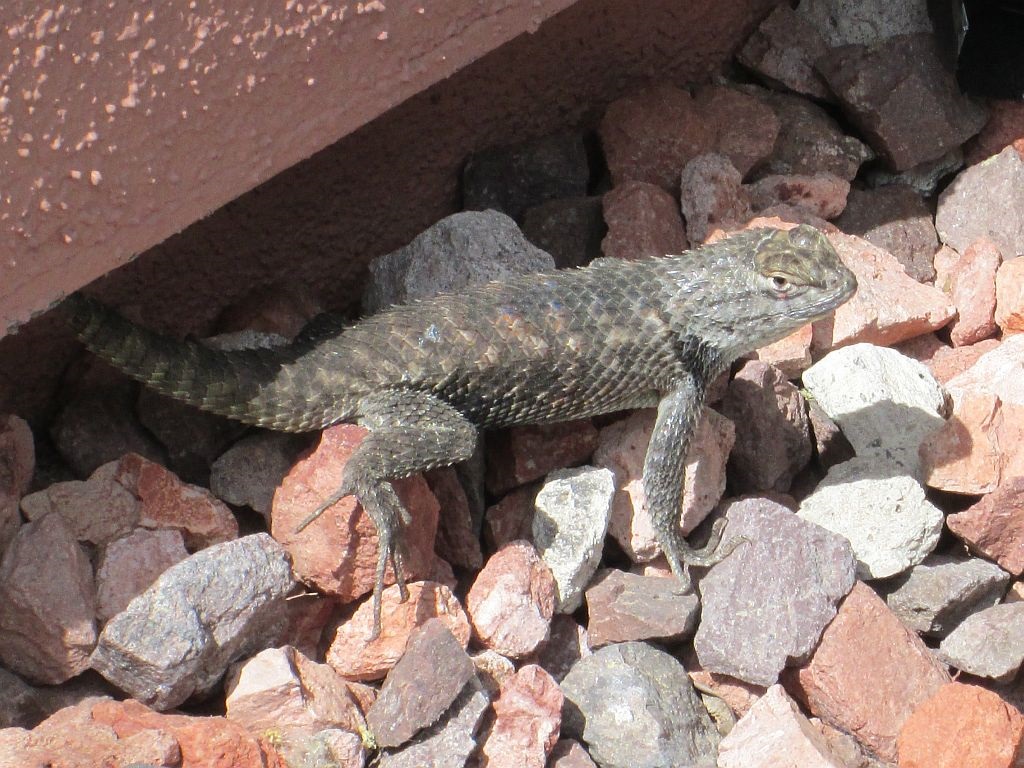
[65,225,857,636]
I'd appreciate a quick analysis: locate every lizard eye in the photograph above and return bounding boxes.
[771,275,790,292]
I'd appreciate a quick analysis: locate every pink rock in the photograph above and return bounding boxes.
[485,420,598,495]
[946,478,1024,576]
[684,650,765,720]
[901,337,1001,385]
[950,238,1002,347]
[746,173,850,220]
[601,181,688,261]
[897,683,1024,768]
[996,257,1024,334]
[326,580,470,681]
[480,664,563,768]
[0,514,96,684]
[750,324,813,379]
[784,582,950,762]
[95,528,189,622]
[549,739,598,768]
[0,413,33,555]
[679,153,753,245]
[271,424,439,602]
[277,592,337,659]
[694,85,780,177]
[595,408,733,562]
[466,541,556,659]
[483,484,538,550]
[1009,581,1024,603]
[736,4,831,100]
[600,84,713,192]
[933,244,960,294]
[965,99,1024,165]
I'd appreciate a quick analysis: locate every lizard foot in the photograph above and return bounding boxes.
[664,519,750,594]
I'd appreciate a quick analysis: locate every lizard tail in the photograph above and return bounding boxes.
[62,293,335,432]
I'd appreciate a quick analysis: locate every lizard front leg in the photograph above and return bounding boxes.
[297,389,478,638]
[643,380,742,590]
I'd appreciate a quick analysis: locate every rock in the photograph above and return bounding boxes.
[271,424,439,602]
[784,582,950,762]
[797,457,944,579]
[585,569,699,647]
[693,85,780,178]
[427,466,483,572]
[483,484,538,550]
[695,497,856,686]
[480,665,562,768]
[936,146,1024,258]
[718,685,849,768]
[946,478,1024,576]
[471,648,515,697]
[746,173,849,220]
[883,554,1011,637]
[0,414,33,555]
[897,683,1024,768]
[95,528,189,622]
[210,431,309,518]
[996,256,1024,332]
[549,739,599,768]
[736,4,831,100]
[0,514,96,684]
[526,614,591,683]
[865,146,965,197]
[600,83,712,192]
[532,466,614,613]
[363,211,555,312]
[721,360,811,493]
[801,343,949,477]
[260,728,365,768]
[367,619,475,748]
[965,98,1024,165]
[0,667,48,729]
[461,133,590,221]
[678,153,752,244]
[900,336,1001,385]
[326,581,471,681]
[938,603,1024,682]
[522,196,606,269]
[796,0,933,47]
[90,533,295,710]
[595,407,733,563]
[749,324,813,379]
[601,181,688,262]
[833,185,939,283]
[465,541,555,659]
[805,398,856,473]
[485,420,599,495]
[950,238,1003,346]
[816,34,986,172]
[682,651,766,722]
[213,282,323,340]
[561,642,719,768]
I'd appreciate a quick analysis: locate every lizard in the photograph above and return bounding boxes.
[63,224,857,637]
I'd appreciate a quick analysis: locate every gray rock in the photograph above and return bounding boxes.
[90,533,295,710]
[462,133,590,221]
[678,153,752,244]
[884,554,1011,637]
[936,145,1024,259]
[737,4,831,100]
[864,147,965,197]
[210,431,310,518]
[694,497,856,686]
[363,210,555,313]
[585,569,699,647]
[796,0,933,47]
[522,196,606,269]
[802,343,949,478]
[797,456,944,580]
[533,466,614,613]
[561,642,719,768]
[0,667,46,729]
[938,602,1024,683]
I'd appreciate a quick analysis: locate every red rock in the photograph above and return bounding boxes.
[326,580,470,681]
[271,424,439,602]
[0,413,33,555]
[950,238,1002,346]
[0,514,96,684]
[902,337,1001,385]
[214,282,322,339]
[7,697,120,768]
[679,153,753,245]
[946,478,1024,576]
[784,582,950,762]
[95,527,189,621]
[466,541,556,659]
[601,181,688,261]
[549,739,599,768]
[996,257,1024,334]
[485,420,598,495]
[965,99,1024,165]
[480,664,563,768]
[736,4,831,100]
[748,324,812,379]
[600,84,713,192]
[278,592,338,659]
[746,173,849,220]
[897,683,1024,768]
[484,484,538,550]
[684,650,765,720]
[694,85,780,177]
[427,466,483,571]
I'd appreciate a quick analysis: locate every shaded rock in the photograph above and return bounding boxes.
[480,664,562,768]
[678,153,752,244]
[522,196,605,269]
[938,603,1024,682]
[90,533,295,710]
[326,581,471,681]
[736,4,831,100]
[363,211,555,312]
[483,484,538,550]
[996,256,1024,332]
[0,514,96,684]
[0,414,33,555]
[601,181,688,262]
[797,457,943,579]
[367,619,475,748]
[784,582,950,762]
[695,497,856,686]
[865,146,965,197]
[805,398,856,473]
[897,683,1024,768]
[532,466,614,612]
[0,667,48,729]
[210,431,309,519]
[462,133,589,221]
[526,614,591,683]
[561,642,719,768]
[936,146,1024,258]
[549,739,599,768]
[485,420,599,495]
[947,478,1024,576]
[796,0,933,47]
[585,569,699,647]
[95,528,189,622]
[816,34,986,172]
[965,98,1024,165]
[950,237,1002,346]
[213,282,323,340]
[883,554,1011,637]
[746,173,849,220]
[427,466,483,572]
[693,84,780,177]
